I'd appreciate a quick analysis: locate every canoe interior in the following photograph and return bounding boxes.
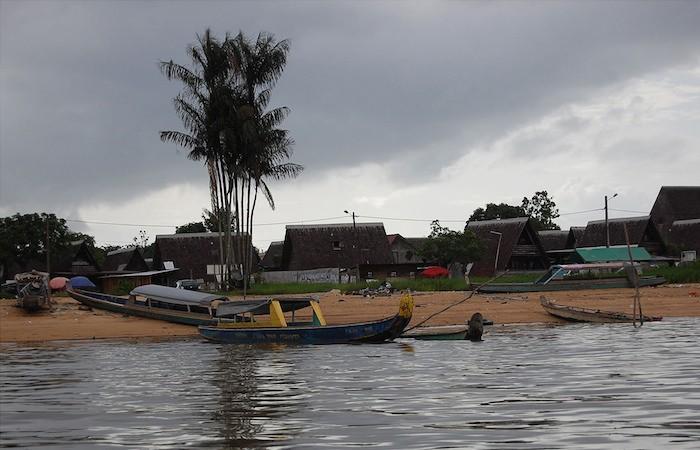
[401,325,468,340]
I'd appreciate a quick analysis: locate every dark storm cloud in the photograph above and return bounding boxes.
[1,1,699,213]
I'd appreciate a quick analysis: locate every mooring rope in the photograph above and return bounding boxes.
[403,271,509,332]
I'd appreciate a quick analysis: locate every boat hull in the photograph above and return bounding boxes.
[67,289,218,326]
[199,314,411,345]
[401,325,468,340]
[478,276,666,293]
[540,297,662,323]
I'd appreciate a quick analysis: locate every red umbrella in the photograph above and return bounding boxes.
[49,277,70,291]
[420,266,449,278]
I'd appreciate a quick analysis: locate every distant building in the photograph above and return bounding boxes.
[466,217,549,276]
[568,226,587,248]
[280,223,393,271]
[537,229,572,265]
[387,234,433,264]
[649,186,700,258]
[577,216,665,255]
[52,240,102,277]
[260,241,284,271]
[103,247,149,273]
[667,219,700,258]
[153,232,257,284]
[650,186,700,243]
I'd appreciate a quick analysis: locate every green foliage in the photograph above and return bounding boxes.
[469,203,525,221]
[176,221,207,234]
[420,220,484,267]
[644,262,700,283]
[521,190,560,231]
[0,213,95,277]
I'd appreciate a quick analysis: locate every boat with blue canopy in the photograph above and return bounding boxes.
[199,294,414,345]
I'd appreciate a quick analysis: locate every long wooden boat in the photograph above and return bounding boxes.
[199,294,414,345]
[400,325,468,340]
[540,296,662,323]
[478,263,666,293]
[67,284,228,326]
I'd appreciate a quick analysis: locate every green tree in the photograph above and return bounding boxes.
[0,213,96,278]
[469,203,525,222]
[420,220,484,271]
[176,221,207,234]
[521,190,560,231]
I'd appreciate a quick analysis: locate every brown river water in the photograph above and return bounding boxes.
[1,319,699,449]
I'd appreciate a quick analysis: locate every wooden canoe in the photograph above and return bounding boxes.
[400,325,468,340]
[539,296,662,323]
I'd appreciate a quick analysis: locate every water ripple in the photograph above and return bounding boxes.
[1,319,699,448]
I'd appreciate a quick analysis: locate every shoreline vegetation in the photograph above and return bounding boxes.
[2,283,700,343]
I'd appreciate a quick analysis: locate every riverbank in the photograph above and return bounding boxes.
[2,284,699,343]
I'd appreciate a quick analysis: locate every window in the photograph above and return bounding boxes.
[332,240,342,250]
[367,271,373,278]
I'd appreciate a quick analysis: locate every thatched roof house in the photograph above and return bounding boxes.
[466,217,549,276]
[280,223,393,271]
[577,216,664,254]
[52,240,101,277]
[387,234,433,264]
[667,219,700,256]
[537,230,569,252]
[260,241,284,270]
[103,247,149,273]
[153,232,256,282]
[650,186,700,241]
[568,226,586,248]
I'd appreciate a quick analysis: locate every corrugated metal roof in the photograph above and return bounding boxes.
[574,246,652,263]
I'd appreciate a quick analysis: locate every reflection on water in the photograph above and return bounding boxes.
[1,319,699,448]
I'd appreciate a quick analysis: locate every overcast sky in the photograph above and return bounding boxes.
[1,0,699,250]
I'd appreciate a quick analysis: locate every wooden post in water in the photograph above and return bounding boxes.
[623,224,642,327]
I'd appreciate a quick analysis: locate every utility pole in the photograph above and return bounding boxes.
[45,216,51,305]
[489,231,502,275]
[605,193,618,248]
[344,210,358,281]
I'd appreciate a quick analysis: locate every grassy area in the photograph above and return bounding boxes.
[644,262,700,284]
[216,272,547,296]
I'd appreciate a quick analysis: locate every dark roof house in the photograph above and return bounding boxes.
[280,223,393,271]
[466,217,549,276]
[537,230,570,252]
[667,219,700,256]
[52,240,101,276]
[260,241,284,270]
[650,186,700,241]
[577,216,665,254]
[103,247,149,273]
[567,226,587,248]
[387,234,434,264]
[153,232,257,282]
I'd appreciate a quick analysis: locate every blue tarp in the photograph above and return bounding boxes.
[70,276,96,289]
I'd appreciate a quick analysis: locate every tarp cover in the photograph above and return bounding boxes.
[70,276,96,289]
[50,277,70,290]
[130,284,227,306]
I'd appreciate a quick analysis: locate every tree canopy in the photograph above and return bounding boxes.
[0,213,96,279]
[420,220,484,268]
[468,191,560,231]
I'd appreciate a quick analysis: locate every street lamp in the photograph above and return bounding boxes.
[605,193,618,248]
[489,231,502,275]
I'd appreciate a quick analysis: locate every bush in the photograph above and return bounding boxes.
[644,262,700,284]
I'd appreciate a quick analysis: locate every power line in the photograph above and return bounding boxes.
[608,208,649,214]
[558,208,604,216]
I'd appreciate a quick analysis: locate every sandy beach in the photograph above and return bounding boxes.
[1,284,699,343]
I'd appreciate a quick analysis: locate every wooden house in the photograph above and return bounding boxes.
[103,247,149,273]
[650,186,700,243]
[280,223,393,271]
[577,216,665,255]
[466,217,549,276]
[260,241,284,271]
[153,232,258,284]
[387,234,433,264]
[52,240,101,277]
[668,219,700,258]
[537,229,572,264]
